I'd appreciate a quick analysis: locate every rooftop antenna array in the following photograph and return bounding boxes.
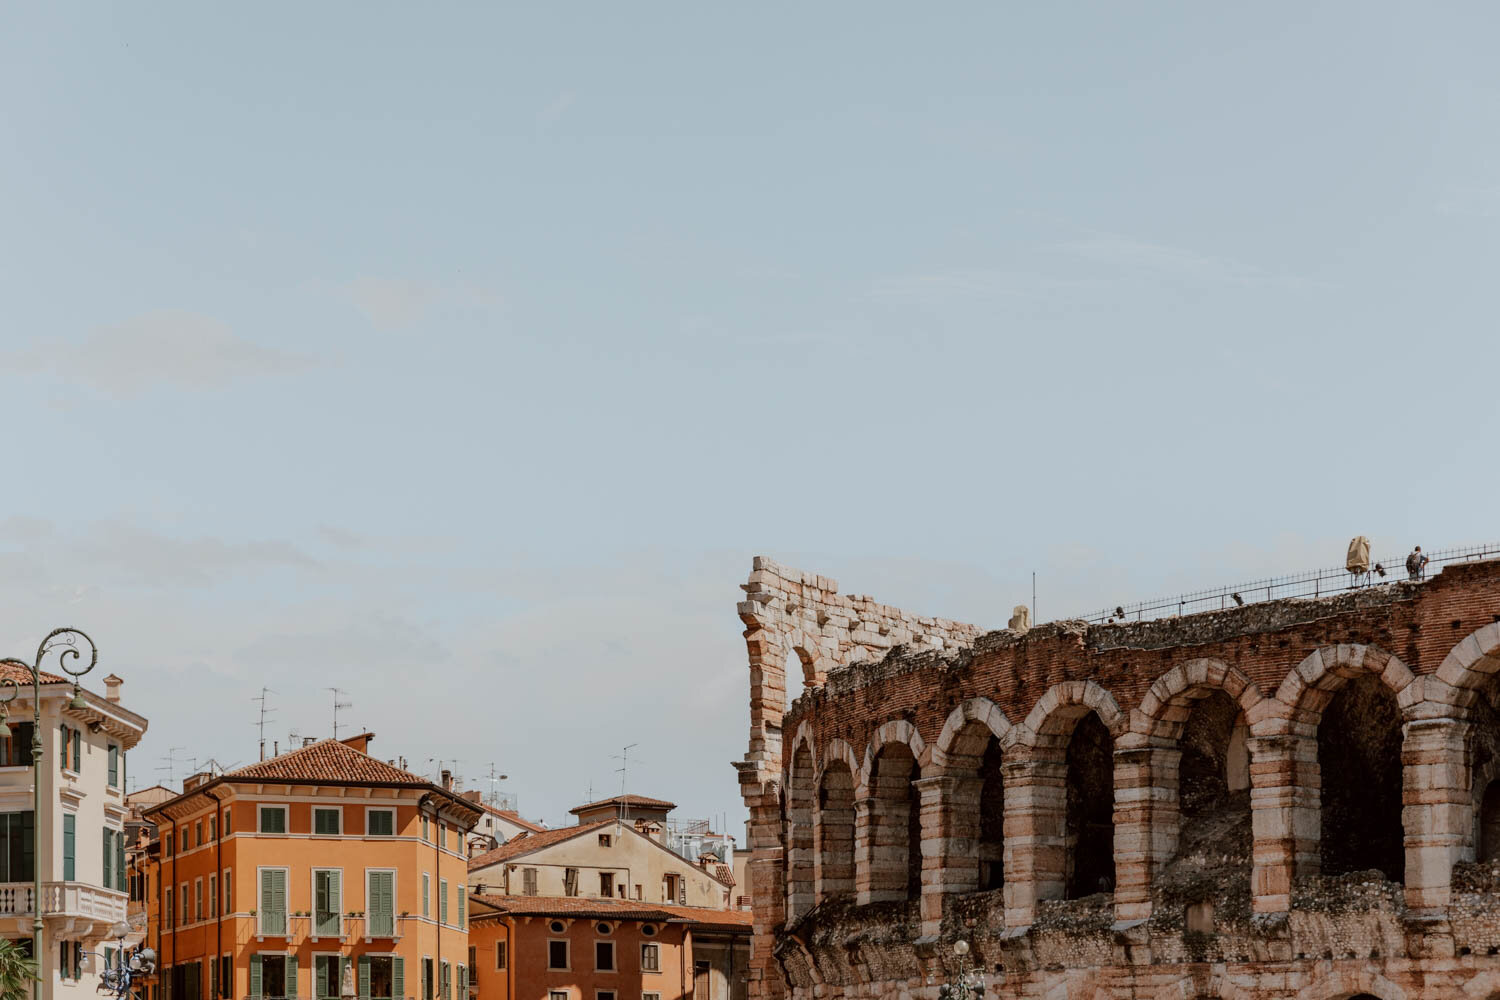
[611,743,640,825]
[327,687,352,739]
[155,747,186,788]
[252,687,277,761]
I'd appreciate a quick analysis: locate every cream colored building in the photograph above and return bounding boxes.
[467,816,735,908]
[0,666,148,1000]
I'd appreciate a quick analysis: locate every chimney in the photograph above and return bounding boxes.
[103,674,124,704]
[441,769,454,791]
[462,790,481,803]
[340,732,374,754]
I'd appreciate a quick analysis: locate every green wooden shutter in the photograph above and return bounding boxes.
[62,814,74,881]
[273,869,287,935]
[358,956,370,1000]
[59,725,67,771]
[249,955,263,999]
[102,827,113,889]
[72,728,81,770]
[370,871,394,936]
[108,745,119,786]
[287,956,298,999]
[421,875,428,917]
[456,965,464,997]
[457,886,465,928]
[392,957,404,1000]
[439,880,448,925]
[116,833,126,892]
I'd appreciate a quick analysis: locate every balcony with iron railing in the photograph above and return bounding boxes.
[1074,541,1500,624]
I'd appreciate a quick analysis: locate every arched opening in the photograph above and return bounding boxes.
[785,744,815,921]
[1157,690,1251,912]
[784,643,808,713]
[816,761,855,901]
[1318,675,1404,881]
[941,720,1006,894]
[1481,781,1500,863]
[866,743,921,903]
[1065,713,1115,898]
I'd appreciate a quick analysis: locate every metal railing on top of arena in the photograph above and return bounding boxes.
[1075,541,1500,625]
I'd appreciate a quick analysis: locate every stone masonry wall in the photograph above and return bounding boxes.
[737,555,1500,1000]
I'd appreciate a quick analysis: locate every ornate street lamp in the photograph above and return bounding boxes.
[937,939,985,1000]
[0,627,100,1000]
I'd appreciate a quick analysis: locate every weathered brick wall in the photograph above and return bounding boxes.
[737,556,1500,1000]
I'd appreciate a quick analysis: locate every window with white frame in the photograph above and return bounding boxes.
[640,944,659,972]
[366,870,396,937]
[313,869,342,936]
[258,868,288,935]
[258,805,287,834]
[208,875,217,921]
[547,940,568,970]
[223,868,232,914]
[366,808,395,837]
[643,993,662,1000]
[594,941,615,972]
[313,807,341,836]
[495,941,506,969]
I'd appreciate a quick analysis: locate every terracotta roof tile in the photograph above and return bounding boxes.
[470,895,680,921]
[653,904,756,931]
[569,794,677,815]
[0,662,67,685]
[468,821,613,871]
[483,804,546,833]
[224,738,429,785]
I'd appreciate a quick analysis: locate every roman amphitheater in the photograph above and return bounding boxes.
[734,554,1500,1000]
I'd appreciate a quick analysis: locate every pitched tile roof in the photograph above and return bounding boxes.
[470,895,754,929]
[482,804,546,833]
[0,662,67,685]
[569,793,677,815]
[468,821,613,872]
[470,895,681,921]
[224,738,430,785]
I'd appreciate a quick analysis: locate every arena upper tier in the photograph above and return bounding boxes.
[733,555,1500,1000]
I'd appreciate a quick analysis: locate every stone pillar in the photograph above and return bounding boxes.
[1248,732,1318,914]
[914,774,981,937]
[742,626,785,766]
[1113,745,1180,923]
[1403,716,1472,912]
[856,790,911,905]
[739,766,787,1000]
[1002,750,1067,927]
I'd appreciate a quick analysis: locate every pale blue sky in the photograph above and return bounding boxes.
[2,4,1497,831]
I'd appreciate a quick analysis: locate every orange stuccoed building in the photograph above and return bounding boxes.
[140,733,481,1000]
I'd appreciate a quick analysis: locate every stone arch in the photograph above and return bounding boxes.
[819,738,859,788]
[858,720,924,904]
[1136,658,1264,743]
[1273,644,1416,727]
[858,719,927,790]
[785,735,816,922]
[933,697,1015,766]
[786,721,818,778]
[1433,621,1500,697]
[814,744,856,903]
[931,698,1014,897]
[1294,967,1407,1000]
[1021,680,1126,746]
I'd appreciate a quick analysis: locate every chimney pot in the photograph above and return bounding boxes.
[103,674,124,704]
[441,769,453,791]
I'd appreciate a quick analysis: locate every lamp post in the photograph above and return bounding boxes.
[0,627,100,1000]
[936,939,985,1000]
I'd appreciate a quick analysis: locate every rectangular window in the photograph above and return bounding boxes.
[421,873,430,917]
[421,815,430,842]
[108,744,120,787]
[599,872,614,897]
[210,815,217,841]
[598,833,612,847]
[367,870,395,937]
[441,961,450,1000]
[256,955,288,999]
[366,808,395,836]
[439,879,448,925]
[495,941,506,970]
[457,885,465,928]
[3,721,34,766]
[195,878,204,920]
[72,728,80,771]
[548,940,568,970]
[164,831,173,856]
[362,955,400,1000]
[563,868,579,896]
[224,808,232,836]
[522,868,538,896]
[597,992,616,1000]
[550,993,568,1000]
[634,885,642,900]
[314,869,342,936]
[62,814,75,881]
[116,826,125,891]
[258,868,288,935]
[166,888,174,930]
[644,994,662,1000]
[209,875,217,920]
[422,958,433,1000]
[221,955,231,999]
[180,882,189,924]
[314,807,341,835]
[640,944,659,972]
[315,955,343,1000]
[208,951,216,999]
[223,869,232,914]
[195,821,203,847]
[595,942,614,972]
[258,806,287,834]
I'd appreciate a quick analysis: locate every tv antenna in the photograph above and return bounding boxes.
[252,687,277,761]
[611,743,640,824]
[486,763,509,805]
[327,687,352,739]
[155,747,187,787]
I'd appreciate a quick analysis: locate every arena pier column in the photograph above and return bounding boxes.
[1002,749,1068,928]
[915,774,981,936]
[1247,729,1318,915]
[1112,744,1180,923]
[1402,713,1472,913]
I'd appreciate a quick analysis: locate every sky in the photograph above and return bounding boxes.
[1,3,1498,834]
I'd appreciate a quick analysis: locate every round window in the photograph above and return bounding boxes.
[596,922,613,935]
[642,924,657,937]
[549,920,566,934]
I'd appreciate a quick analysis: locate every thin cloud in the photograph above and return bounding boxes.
[1059,232,1289,286]
[343,277,502,330]
[3,310,313,396]
[537,91,575,124]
